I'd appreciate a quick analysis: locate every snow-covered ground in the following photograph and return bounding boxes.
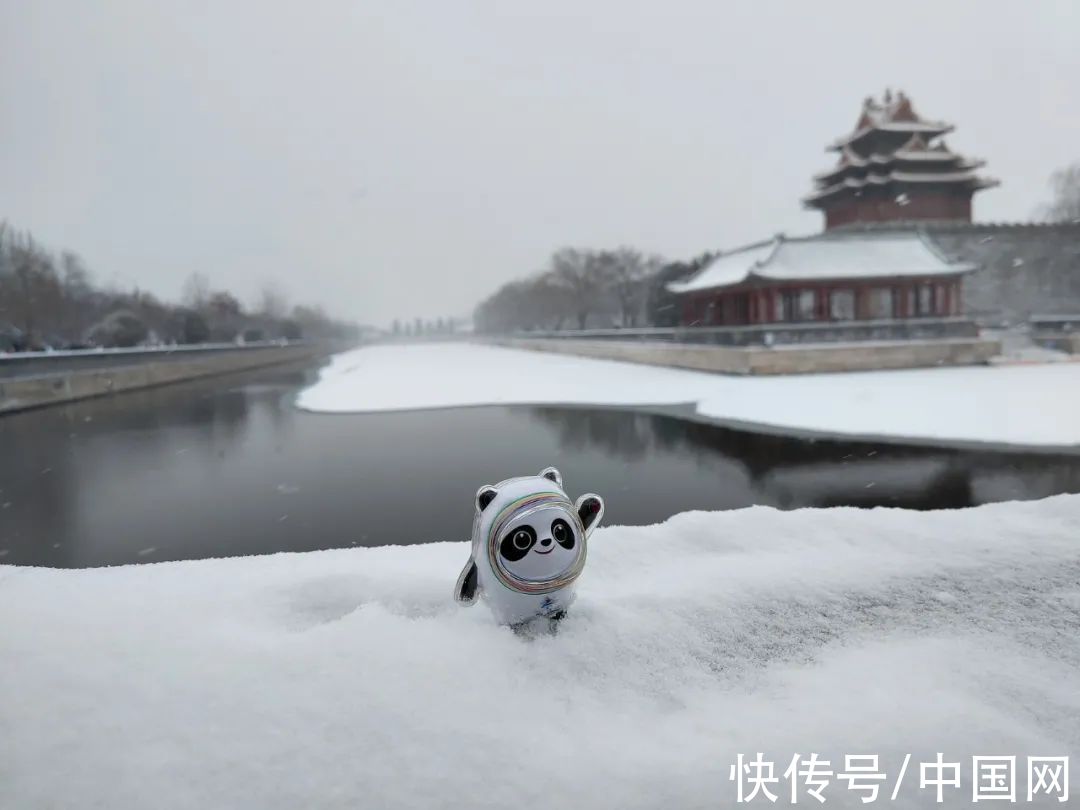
[985,327,1072,365]
[2,496,1078,808]
[296,343,1080,449]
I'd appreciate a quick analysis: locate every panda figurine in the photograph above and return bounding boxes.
[454,467,604,627]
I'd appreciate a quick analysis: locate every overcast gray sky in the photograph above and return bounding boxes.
[2,1,1078,326]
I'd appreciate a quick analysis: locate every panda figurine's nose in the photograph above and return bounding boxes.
[539,537,551,547]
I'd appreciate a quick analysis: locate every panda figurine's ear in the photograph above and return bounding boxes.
[576,493,605,537]
[455,559,479,606]
[539,467,562,488]
[476,485,498,512]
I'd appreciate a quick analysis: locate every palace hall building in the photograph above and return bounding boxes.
[668,230,971,327]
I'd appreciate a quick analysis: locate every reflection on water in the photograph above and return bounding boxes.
[526,407,1080,513]
[1,362,1079,568]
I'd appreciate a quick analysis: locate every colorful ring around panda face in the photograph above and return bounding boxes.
[486,492,588,595]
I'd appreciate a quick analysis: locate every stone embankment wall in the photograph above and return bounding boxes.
[0,344,326,414]
[495,337,1000,376]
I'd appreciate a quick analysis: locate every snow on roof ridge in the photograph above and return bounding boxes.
[828,120,953,151]
[665,237,781,294]
[668,229,972,293]
[813,148,966,181]
[750,230,971,283]
[912,228,976,271]
[804,170,998,203]
[749,235,786,275]
[832,219,1080,231]
[717,235,779,257]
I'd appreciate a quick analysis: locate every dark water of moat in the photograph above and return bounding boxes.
[2,360,1079,568]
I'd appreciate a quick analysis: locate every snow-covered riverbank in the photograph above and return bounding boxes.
[296,343,1080,449]
[3,496,1078,808]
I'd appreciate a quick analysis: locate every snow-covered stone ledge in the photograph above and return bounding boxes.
[2,496,1078,808]
[297,343,1080,451]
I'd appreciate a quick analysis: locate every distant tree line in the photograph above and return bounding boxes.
[390,316,467,337]
[474,247,667,333]
[0,223,360,351]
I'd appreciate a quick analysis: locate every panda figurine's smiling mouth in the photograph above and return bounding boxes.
[532,541,554,555]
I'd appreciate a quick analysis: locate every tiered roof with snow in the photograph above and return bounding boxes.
[804,91,998,226]
[666,230,973,294]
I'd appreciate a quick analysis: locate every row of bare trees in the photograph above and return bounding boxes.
[0,223,358,351]
[474,247,665,333]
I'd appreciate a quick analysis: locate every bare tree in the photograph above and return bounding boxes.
[60,251,94,341]
[206,290,244,341]
[551,247,615,329]
[3,229,102,346]
[1041,163,1080,222]
[292,304,327,323]
[604,247,664,327]
[257,282,288,320]
[474,279,538,333]
[2,232,63,345]
[530,274,575,330]
[182,272,211,311]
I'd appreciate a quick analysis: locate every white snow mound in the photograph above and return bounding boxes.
[2,496,1079,809]
[296,343,1080,448]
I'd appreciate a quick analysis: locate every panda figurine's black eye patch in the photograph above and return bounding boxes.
[499,526,537,562]
[550,518,575,550]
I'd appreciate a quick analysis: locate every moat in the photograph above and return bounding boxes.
[2,359,1079,568]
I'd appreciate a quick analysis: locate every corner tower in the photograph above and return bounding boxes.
[804,90,998,230]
